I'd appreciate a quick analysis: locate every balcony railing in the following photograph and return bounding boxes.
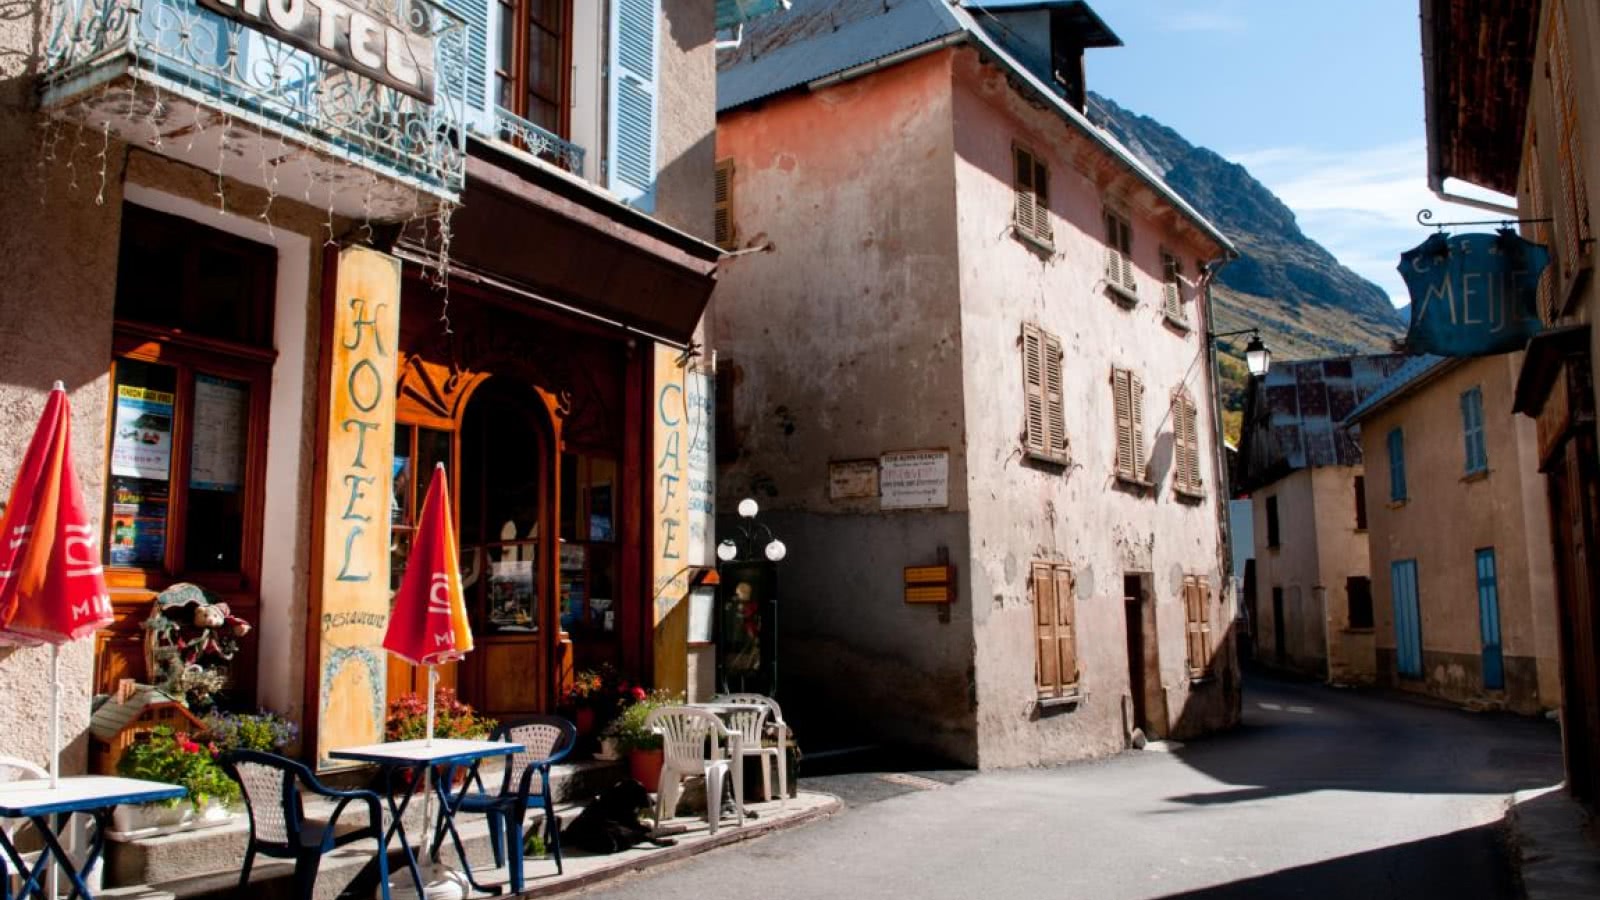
[40,0,468,209]
[493,107,585,175]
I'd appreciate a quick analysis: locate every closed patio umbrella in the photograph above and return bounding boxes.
[0,381,114,787]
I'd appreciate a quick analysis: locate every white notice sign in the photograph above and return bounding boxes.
[880,451,949,509]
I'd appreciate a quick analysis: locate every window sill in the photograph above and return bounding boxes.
[1173,486,1206,504]
[1036,692,1082,712]
[1163,313,1192,333]
[1104,283,1139,308]
[1023,448,1071,469]
[1354,527,1368,534]
[1010,225,1056,256]
[1461,468,1490,483]
[1115,473,1154,494]
[1387,499,1408,509]
[1266,544,1281,553]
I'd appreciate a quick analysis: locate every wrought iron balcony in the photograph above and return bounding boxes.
[40,0,468,219]
[493,107,585,175]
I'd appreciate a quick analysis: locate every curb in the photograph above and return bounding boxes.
[1506,784,1600,900]
[515,794,844,898]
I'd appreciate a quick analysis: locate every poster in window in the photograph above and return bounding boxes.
[110,385,174,480]
[107,477,168,566]
[589,484,613,542]
[488,559,535,631]
[190,374,247,492]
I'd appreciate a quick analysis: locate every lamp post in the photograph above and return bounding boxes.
[714,498,785,696]
[1209,327,1272,377]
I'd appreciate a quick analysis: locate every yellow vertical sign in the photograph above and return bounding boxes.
[315,247,402,767]
[652,344,691,695]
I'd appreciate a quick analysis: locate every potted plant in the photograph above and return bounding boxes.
[114,726,241,835]
[201,708,298,755]
[385,688,496,788]
[612,689,676,791]
[562,668,608,737]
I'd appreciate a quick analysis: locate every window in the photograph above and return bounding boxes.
[495,0,571,135]
[1171,388,1203,497]
[1387,427,1407,501]
[1012,144,1053,246]
[1549,0,1592,289]
[1032,562,1078,700]
[104,204,275,594]
[1104,210,1135,297]
[1265,495,1280,548]
[1022,324,1067,464]
[1161,252,1187,325]
[1461,387,1487,474]
[1112,367,1146,483]
[1347,576,1373,629]
[714,158,736,250]
[1182,574,1212,678]
[1354,475,1368,529]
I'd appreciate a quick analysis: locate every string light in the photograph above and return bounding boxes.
[94,120,110,206]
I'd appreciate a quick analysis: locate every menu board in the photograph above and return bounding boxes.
[107,477,168,566]
[190,374,247,492]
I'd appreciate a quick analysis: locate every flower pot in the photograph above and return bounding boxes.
[595,737,620,761]
[575,707,597,736]
[628,748,664,793]
[112,802,191,836]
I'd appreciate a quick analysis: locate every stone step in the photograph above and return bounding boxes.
[106,759,624,895]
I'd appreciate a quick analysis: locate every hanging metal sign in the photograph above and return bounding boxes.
[197,0,437,102]
[1398,229,1548,357]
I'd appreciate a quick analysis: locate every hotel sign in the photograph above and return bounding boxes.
[197,0,437,102]
[1398,230,1548,357]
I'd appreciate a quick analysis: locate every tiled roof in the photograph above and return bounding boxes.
[1238,355,1413,485]
[1341,355,1453,425]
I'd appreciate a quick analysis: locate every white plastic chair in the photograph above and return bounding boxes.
[713,694,789,807]
[645,707,744,835]
[0,755,54,898]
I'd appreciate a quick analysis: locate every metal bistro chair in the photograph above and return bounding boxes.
[223,750,391,900]
[433,716,575,892]
[714,693,790,807]
[647,707,744,836]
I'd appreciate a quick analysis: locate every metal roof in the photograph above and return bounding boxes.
[717,0,962,112]
[717,0,793,32]
[1341,355,1455,425]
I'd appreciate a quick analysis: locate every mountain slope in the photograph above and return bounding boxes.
[1085,93,1405,439]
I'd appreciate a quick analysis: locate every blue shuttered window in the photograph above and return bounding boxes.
[440,0,493,129]
[1391,559,1422,679]
[608,0,660,211]
[1461,387,1487,474]
[1387,427,1407,501]
[1476,548,1504,690]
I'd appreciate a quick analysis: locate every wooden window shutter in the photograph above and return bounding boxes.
[1183,393,1202,493]
[1033,158,1053,242]
[1054,565,1078,689]
[714,158,735,249]
[1113,368,1134,479]
[1104,212,1121,283]
[1130,372,1146,481]
[1183,576,1212,677]
[1105,215,1135,292]
[1014,146,1037,237]
[607,0,662,211]
[1033,562,1058,692]
[1043,331,1065,461]
[1022,324,1047,458]
[1162,253,1183,321]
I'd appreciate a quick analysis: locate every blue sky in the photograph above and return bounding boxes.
[1064,0,1510,308]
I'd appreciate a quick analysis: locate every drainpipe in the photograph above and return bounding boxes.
[1199,255,1237,610]
[1430,184,1519,218]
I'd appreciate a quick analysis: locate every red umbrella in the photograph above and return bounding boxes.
[0,382,113,786]
[382,463,472,743]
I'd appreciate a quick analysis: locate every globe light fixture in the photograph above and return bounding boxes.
[716,540,739,562]
[737,498,759,518]
[764,540,787,562]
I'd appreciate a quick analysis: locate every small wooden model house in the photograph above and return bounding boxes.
[90,680,205,775]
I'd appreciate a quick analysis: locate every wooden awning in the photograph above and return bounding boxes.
[401,143,721,345]
[1421,0,1541,196]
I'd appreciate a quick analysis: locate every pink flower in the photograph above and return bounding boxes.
[631,687,646,702]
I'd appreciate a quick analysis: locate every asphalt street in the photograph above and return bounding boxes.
[574,673,1564,900]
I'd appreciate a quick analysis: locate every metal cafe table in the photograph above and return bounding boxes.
[329,738,522,898]
[0,775,185,900]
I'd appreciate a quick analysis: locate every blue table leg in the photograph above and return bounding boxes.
[380,766,428,900]
[431,763,504,896]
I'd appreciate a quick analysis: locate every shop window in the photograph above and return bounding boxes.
[104,205,274,594]
[560,451,618,636]
[1032,562,1077,700]
[390,424,454,594]
[1022,323,1067,464]
[495,0,571,135]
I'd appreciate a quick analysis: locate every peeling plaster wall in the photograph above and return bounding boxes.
[1250,468,1337,677]
[1363,355,1559,713]
[655,0,716,241]
[948,48,1237,767]
[711,51,977,763]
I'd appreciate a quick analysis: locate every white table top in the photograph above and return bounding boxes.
[0,776,185,816]
[327,738,521,766]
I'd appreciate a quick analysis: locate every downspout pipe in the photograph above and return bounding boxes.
[1199,254,1238,610]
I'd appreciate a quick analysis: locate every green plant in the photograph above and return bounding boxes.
[523,830,546,857]
[386,687,497,741]
[117,726,240,810]
[609,689,680,752]
[201,709,297,753]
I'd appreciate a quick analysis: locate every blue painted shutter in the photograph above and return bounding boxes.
[608,0,660,211]
[1388,428,1406,501]
[1476,548,1504,690]
[1391,560,1422,678]
[439,0,493,131]
[1461,388,1487,473]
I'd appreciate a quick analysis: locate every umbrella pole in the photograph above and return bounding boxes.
[50,643,60,789]
[425,665,436,748]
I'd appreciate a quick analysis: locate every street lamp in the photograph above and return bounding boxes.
[719,497,785,563]
[1210,328,1272,377]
